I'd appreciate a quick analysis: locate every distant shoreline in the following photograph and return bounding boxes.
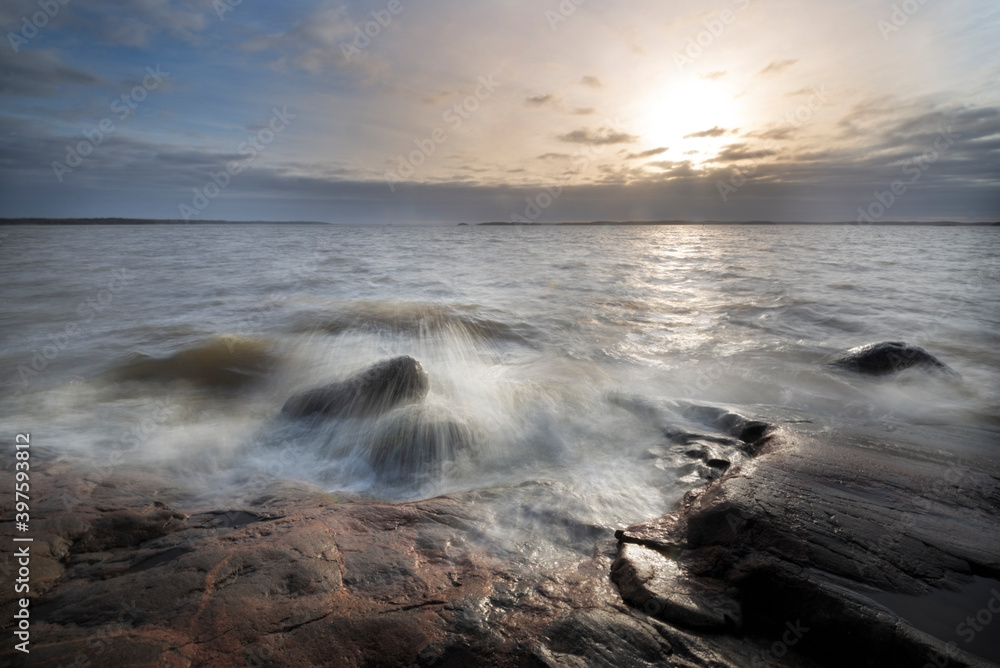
[0,218,329,225]
[480,220,1000,226]
[0,218,996,226]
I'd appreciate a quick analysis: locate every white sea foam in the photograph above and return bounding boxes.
[1,224,997,554]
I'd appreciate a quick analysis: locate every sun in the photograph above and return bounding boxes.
[631,78,741,165]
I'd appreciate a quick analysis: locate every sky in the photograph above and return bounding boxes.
[0,0,998,224]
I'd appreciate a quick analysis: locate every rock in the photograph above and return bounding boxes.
[109,335,277,390]
[676,404,775,451]
[827,341,957,376]
[368,403,476,481]
[282,355,430,418]
[36,401,1000,667]
[618,398,773,485]
[1,464,795,668]
[614,423,1000,667]
[69,506,186,553]
[611,543,742,630]
[535,609,673,667]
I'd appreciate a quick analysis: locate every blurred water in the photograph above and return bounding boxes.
[1,224,998,555]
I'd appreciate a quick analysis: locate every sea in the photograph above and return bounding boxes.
[1,223,998,562]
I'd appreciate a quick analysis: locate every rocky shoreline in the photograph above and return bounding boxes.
[3,345,998,667]
[614,423,1000,667]
[4,406,998,667]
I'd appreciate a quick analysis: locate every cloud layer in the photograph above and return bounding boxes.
[1,0,998,222]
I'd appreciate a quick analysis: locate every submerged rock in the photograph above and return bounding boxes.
[367,403,476,481]
[109,336,277,389]
[828,341,957,376]
[282,355,430,418]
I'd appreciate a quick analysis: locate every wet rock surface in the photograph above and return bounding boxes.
[3,404,998,667]
[616,397,774,484]
[1,459,801,667]
[614,424,1000,667]
[827,341,958,376]
[108,336,278,390]
[282,355,430,419]
[367,403,477,481]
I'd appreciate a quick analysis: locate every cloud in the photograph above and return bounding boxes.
[758,59,798,76]
[525,94,559,107]
[626,147,669,159]
[745,127,796,141]
[238,5,362,74]
[683,126,730,139]
[0,50,103,97]
[557,127,639,145]
[711,143,776,162]
[47,0,212,47]
[3,108,998,223]
[420,90,458,105]
[786,86,820,97]
[644,160,697,178]
[2,1,998,224]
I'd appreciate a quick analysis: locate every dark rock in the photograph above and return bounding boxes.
[677,404,775,452]
[109,336,277,390]
[282,355,430,418]
[69,507,186,553]
[736,420,771,444]
[368,403,476,480]
[614,425,1000,667]
[828,341,957,376]
[124,545,192,573]
[537,609,673,667]
[611,543,741,630]
[2,465,794,668]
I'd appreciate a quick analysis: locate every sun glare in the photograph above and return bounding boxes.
[632,78,740,166]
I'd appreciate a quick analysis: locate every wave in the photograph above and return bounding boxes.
[104,335,278,390]
[288,300,539,345]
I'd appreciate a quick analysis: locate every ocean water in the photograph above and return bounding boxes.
[1,224,998,558]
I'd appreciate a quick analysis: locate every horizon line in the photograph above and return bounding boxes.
[1,218,998,227]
